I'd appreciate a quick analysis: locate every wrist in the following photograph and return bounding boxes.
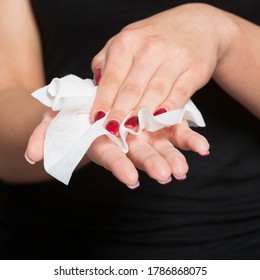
[213,11,243,76]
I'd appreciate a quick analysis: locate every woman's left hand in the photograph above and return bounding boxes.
[25,112,209,188]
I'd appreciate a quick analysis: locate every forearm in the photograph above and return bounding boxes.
[0,89,51,183]
[213,12,260,118]
[0,89,92,184]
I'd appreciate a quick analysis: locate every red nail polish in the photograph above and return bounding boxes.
[93,67,102,85]
[106,120,119,135]
[153,108,167,116]
[125,116,139,128]
[94,111,106,122]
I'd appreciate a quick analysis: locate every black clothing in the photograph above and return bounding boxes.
[0,0,260,259]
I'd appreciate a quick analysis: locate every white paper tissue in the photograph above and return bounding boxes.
[32,74,205,185]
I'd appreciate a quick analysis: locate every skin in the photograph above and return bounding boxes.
[3,2,260,188]
[91,3,260,124]
[26,110,209,188]
[0,0,209,188]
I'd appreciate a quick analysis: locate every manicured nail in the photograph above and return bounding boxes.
[153,108,167,116]
[106,120,119,135]
[93,67,102,86]
[126,181,140,189]
[174,174,187,181]
[125,115,139,128]
[157,176,172,185]
[24,151,36,165]
[94,111,106,122]
[201,151,210,157]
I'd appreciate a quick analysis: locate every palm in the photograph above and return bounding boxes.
[26,112,209,187]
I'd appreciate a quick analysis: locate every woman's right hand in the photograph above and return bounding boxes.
[90,3,237,132]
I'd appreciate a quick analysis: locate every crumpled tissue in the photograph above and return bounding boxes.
[32,74,205,185]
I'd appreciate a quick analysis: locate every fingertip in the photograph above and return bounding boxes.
[200,150,210,157]
[93,111,106,122]
[105,120,120,135]
[24,149,36,165]
[27,130,45,163]
[174,174,187,181]
[196,136,210,157]
[157,176,172,185]
[153,108,167,116]
[185,131,210,157]
[93,67,102,86]
[124,165,139,188]
[110,157,139,188]
[124,115,139,134]
[172,160,189,180]
[90,106,106,124]
[26,144,43,163]
[149,159,172,183]
[126,180,140,190]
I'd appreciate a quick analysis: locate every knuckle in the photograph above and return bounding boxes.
[164,98,183,110]
[143,154,157,170]
[174,85,190,99]
[166,86,190,109]
[93,100,112,113]
[100,71,121,88]
[146,82,167,96]
[116,31,163,57]
[91,55,100,69]
[91,50,106,70]
[115,29,137,50]
[98,146,117,170]
[110,156,127,174]
[141,36,162,56]
[119,82,141,98]
[173,45,190,60]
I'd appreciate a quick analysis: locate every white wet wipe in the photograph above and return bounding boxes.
[32,74,205,185]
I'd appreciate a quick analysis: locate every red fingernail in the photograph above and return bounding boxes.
[93,67,102,85]
[201,151,210,157]
[125,116,139,128]
[153,108,167,116]
[106,120,119,135]
[94,111,106,122]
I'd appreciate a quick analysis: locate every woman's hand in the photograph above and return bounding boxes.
[25,111,209,189]
[90,3,236,133]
